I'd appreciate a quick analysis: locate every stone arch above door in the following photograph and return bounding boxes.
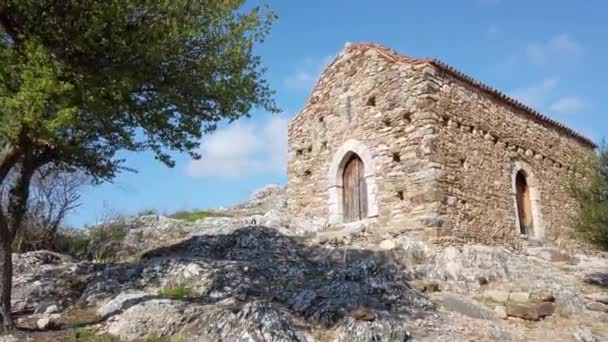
[327,139,378,224]
[511,161,545,241]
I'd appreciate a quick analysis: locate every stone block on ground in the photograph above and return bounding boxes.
[535,302,556,318]
[506,303,539,321]
[508,292,530,303]
[494,305,507,319]
[530,289,555,303]
[482,290,509,304]
[506,302,555,321]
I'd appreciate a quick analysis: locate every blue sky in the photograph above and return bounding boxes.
[67,0,608,227]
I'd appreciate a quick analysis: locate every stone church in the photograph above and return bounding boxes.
[287,43,597,244]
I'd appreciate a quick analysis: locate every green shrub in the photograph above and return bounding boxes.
[169,209,227,222]
[572,143,608,249]
[74,328,119,342]
[50,221,130,261]
[158,283,193,299]
[146,336,168,342]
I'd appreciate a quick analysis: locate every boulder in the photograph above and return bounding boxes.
[379,239,397,251]
[36,314,61,330]
[106,299,202,340]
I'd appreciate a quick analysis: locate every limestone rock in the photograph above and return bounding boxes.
[555,288,586,317]
[179,301,309,342]
[436,293,496,320]
[97,291,151,319]
[483,290,509,304]
[36,314,61,330]
[584,292,608,305]
[494,305,507,319]
[585,301,608,313]
[508,292,530,303]
[379,239,396,250]
[106,299,202,340]
[530,289,555,303]
[334,317,411,342]
[43,304,60,314]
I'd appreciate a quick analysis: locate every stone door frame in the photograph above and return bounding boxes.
[327,139,379,224]
[511,161,545,241]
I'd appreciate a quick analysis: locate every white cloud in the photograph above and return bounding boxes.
[186,115,288,178]
[284,55,335,90]
[526,33,583,66]
[510,78,559,109]
[550,96,589,114]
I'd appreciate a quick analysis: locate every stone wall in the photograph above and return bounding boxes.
[424,66,596,245]
[287,47,443,237]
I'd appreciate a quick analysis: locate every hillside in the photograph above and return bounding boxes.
[6,185,608,341]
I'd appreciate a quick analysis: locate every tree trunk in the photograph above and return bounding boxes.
[0,148,36,330]
[0,228,14,331]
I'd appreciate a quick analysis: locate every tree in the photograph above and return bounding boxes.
[572,143,608,249]
[0,0,277,329]
[5,166,88,252]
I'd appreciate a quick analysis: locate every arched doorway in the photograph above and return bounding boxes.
[342,155,368,223]
[515,170,534,236]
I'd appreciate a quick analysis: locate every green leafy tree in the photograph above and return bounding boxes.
[572,143,608,249]
[0,0,276,329]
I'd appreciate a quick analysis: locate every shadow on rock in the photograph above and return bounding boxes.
[585,272,608,288]
[140,226,433,328]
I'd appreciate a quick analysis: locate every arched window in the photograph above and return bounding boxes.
[515,170,534,236]
[342,154,368,222]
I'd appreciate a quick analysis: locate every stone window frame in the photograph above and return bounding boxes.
[327,139,379,224]
[511,161,545,241]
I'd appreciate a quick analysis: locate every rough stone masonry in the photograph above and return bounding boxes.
[287,42,597,246]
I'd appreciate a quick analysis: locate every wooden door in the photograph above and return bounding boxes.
[343,155,367,222]
[515,171,534,235]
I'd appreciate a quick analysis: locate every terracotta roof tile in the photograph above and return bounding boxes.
[346,43,597,149]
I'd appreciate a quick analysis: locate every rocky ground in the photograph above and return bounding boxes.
[5,185,608,341]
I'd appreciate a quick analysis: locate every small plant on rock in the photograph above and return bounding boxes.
[158,283,193,300]
[74,328,119,342]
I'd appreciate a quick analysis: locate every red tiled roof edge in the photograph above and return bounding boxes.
[347,43,597,149]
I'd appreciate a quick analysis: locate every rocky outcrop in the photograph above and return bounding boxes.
[9,185,608,341]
